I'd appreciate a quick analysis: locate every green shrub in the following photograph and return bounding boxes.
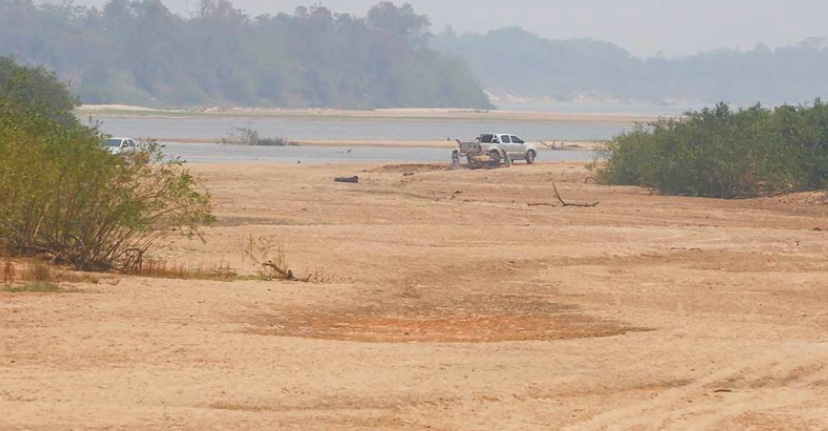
[0,59,214,271]
[598,101,828,198]
[218,125,295,146]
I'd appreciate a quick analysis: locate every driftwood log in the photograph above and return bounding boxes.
[334,175,359,183]
[552,182,599,207]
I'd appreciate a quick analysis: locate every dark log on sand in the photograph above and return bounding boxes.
[334,176,359,183]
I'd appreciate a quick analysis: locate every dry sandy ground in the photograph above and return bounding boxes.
[3,161,828,430]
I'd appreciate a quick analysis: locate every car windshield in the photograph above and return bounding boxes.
[105,139,122,147]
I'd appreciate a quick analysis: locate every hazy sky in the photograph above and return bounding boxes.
[70,0,828,57]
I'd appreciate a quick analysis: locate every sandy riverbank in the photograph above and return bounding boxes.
[3,160,827,430]
[77,104,666,124]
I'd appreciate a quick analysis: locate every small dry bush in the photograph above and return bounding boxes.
[242,235,294,281]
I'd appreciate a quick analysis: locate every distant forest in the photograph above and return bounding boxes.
[432,27,828,106]
[4,1,828,109]
[0,0,492,109]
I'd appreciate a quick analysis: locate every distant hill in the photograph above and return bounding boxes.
[431,27,828,106]
[0,1,492,109]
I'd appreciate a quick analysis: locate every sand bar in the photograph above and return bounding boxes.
[77,105,668,124]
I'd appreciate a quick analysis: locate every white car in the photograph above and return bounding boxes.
[104,137,137,156]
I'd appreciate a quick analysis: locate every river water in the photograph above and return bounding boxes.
[95,117,627,142]
[89,111,632,164]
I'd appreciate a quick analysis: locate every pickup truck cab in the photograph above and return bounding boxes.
[455,133,538,167]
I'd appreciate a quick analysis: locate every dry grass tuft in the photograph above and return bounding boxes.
[2,258,99,290]
[128,259,237,281]
[3,281,63,293]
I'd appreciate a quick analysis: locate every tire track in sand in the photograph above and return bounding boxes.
[561,342,828,431]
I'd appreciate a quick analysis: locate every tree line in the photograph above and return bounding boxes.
[0,0,492,109]
[432,27,828,106]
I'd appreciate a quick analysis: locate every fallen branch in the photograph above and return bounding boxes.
[262,261,294,280]
[552,182,599,207]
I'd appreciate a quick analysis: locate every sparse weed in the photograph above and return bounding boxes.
[3,258,14,285]
[301,266,330,283]
[28,260,53,282]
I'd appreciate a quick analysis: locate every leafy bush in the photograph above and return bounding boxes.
[0,56,79,127]
[0,59,214,271]
[598,101,828,198]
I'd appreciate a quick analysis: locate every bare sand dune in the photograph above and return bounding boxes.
[2,161,828,430]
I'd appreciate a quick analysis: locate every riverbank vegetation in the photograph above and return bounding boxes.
[597,102,828,198]
[0,57,214,271]
[0,1,492,110]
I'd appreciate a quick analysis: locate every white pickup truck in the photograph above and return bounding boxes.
[453,133,538,168]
